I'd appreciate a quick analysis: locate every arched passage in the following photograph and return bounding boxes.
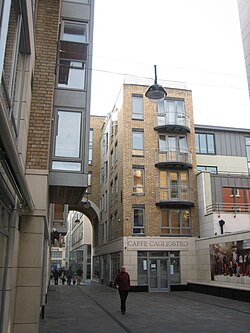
[69,198,100,248]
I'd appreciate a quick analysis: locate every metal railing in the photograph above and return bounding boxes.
[157,185,193,202]
[206,202,250,215]
[156,112,190,129]
[156,148,192,165]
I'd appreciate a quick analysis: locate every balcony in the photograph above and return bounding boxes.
[155,149,192,169]
[206,202,250,216]
[156,186,194,208]
[154,112,190,133]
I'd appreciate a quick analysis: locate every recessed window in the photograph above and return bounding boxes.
[132,129,144,156]
[132,167,144,194]
[161,209,190,235]
[133,207,145,235]
[57,21,88,90]
[132,94,144,120]
[160,171,189,201]
[197,165,217,174]
[195,133,215,154]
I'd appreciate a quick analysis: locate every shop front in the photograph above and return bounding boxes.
[124,236,196,291]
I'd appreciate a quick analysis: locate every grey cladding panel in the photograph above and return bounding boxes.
[54,89,86,109]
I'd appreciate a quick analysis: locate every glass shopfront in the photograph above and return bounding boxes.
[138,251,180,291]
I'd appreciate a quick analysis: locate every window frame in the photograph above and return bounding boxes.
[161,209,191,235]
[57,20,89,90]
[195,133,215,154]
[132,129,144,156]
[132,206,145,235]
[132,166,145,195]
[132,94,144,120]
[51,109,84,172]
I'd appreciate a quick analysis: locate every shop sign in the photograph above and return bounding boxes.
[126,238,189,250]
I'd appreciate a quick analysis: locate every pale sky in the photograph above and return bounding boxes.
[90,0,250,129]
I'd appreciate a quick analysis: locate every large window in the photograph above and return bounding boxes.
[197,165,217,174]
[161,209,190,235]
[52,110,82,171]
[133,206,145,235]
[132,94,144,120]
[157,99,186,126]
[160,171,189,201]
[132,129,144,156]
[132,166,144,194]
[195,133,215,154]
[58,21,88,89]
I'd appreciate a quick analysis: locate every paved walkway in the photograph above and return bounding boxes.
[39,282,250,333]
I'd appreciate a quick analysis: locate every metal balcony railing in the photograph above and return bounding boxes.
[206,202,250,215]
[157,185,193,203]
[156,112,190,129]
[155,149,192,165]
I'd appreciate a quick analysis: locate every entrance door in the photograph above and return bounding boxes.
[149,258,169,291]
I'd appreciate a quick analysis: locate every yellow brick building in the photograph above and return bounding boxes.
[92,79,199,291]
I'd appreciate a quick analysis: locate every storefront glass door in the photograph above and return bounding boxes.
[149,258,169,291]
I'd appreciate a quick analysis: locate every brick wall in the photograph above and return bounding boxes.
[26,0,61,170]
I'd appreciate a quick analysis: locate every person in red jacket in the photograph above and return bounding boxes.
[114,265,130,314]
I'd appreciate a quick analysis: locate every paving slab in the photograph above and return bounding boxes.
[40,282,250,333]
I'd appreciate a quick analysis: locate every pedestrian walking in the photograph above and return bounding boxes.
[76,267,83,285]
[114,265,130,314]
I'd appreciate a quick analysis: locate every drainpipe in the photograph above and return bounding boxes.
[0,107,34,211]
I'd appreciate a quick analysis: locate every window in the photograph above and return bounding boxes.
[195,133,215,154]
[158,135,188,162]
[161,209,190,235]
[52,110,82,171]
[115,142,118,162]
[132,94,144,120]
[197,166,217,174]
[86,172,92,193]
[245,137,250,174]
[157,99,185,126]
[132,129,144,156]
[160,171,189,201]
[133,207,145,234]
[58,21,88,89]
[102,133,108,155]
[132,166,144,194]
[89,129,93,165]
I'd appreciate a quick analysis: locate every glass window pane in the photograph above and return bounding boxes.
[132,132,143,149]
[207,134,215,154]
[171,210,179,228]
[161,210,168,227]
[134,209,144,226]
[159,135,166,151]
[52,161,81,171]
[160,171,167,187]
[60,41,87,61]
[199,134,207,153]
[179,136,188,152]
[54,111,81,158]
[132,95,143,119]
[181,210,190,228]
[63,22,88,43]
[58,61,85,89]
[195,134,199,153]
[176,101,184,113]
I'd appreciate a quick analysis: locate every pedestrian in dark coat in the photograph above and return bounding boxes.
[114,265,130,314]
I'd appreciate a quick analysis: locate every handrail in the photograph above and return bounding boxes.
[206,202,250,215]
[156,148,192,164]
[156,111,190,128]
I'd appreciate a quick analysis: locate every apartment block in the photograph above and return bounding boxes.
[92,79,199,291]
